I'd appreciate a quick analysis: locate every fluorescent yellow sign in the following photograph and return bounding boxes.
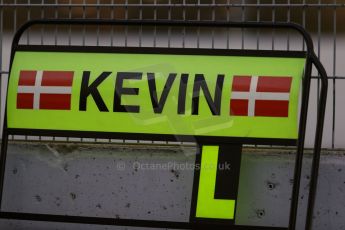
[7,51,305,139]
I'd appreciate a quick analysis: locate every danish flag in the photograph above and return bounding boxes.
[17,70,74,110]
[230,76,292,117]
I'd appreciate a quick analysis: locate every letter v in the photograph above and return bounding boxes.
[147,73,176,114]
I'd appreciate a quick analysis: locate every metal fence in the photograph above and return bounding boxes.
[0,0,344,149]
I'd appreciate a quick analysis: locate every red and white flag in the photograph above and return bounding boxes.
[17,70,74,110]
[230,75,292,117]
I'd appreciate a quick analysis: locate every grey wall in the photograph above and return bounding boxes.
[0,142,344,230]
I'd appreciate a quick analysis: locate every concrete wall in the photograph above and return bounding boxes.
[0,141,344,230]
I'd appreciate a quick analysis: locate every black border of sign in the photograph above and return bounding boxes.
[15,44,307,58]
[0,20,328,230]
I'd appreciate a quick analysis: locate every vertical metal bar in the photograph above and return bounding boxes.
[212,0,215,49]
[26,0,31,44]
[197,0,200,49]
[125,0,128,47]
[287,0,291,50]
[139,0,143,47]
[332,1,336,150]
[226,0,230,49]
[167,0,171,48]
[302,0,306,51]
[182,0,186,48]
[13,0,17,49]
[305,55,328,230]
[82,0,86,46]
[317,0,321,110]
[241,0,245,49]
[272,0,275,50]
[54,0,58,45]
[111,0,115,47]
[40,0,44,46]
[0,2,2,136]
[256,0,260,50]
[68,0,72,45]
[153,0,157,48]
[288,57,313,230]
[96,0,100,46]
[288,4,311,229]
